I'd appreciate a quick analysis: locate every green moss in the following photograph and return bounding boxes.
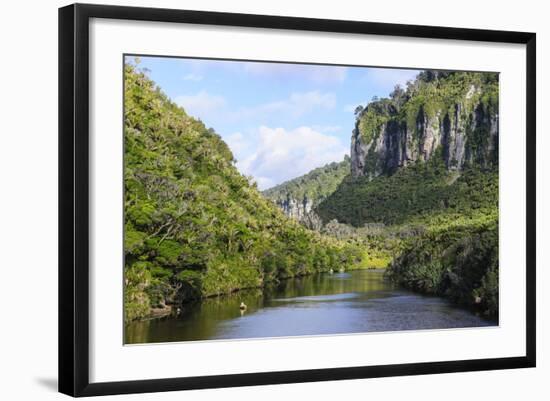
[358,105,391,143]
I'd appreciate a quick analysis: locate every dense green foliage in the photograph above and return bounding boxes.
[357,99,394,144]
[319,220,397,269]
[314,157,499,317]
[403,71,498,129]
[387,215,498,317]
[316,160,498,227]
[124,63,499,323]
[123,63,365,323]
[314,70,500,318]
[263,156,350,206]
[315,162,499,317]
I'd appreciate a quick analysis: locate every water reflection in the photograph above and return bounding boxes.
[125,270,495,344]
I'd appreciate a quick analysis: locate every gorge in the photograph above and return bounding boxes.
[264,70,499,318]
[123,62,499,342]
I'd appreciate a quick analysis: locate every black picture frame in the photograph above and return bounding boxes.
[58,3,536,397]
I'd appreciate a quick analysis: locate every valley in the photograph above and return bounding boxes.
[123,61,499,343]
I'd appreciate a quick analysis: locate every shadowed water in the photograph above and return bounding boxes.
[125,270,496,344]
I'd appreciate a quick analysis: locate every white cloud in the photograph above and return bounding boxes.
[178,59,347,84]
[224,132,249,161]
[174,90,335,124]
[242,62,347,84]
[311,125,342,134]
[262,91,336,117]
[226,131,244,144]
[254,176,276,190]
[228,91,336,122]
[365,68,420,88]
[309,67,347,84]
[174,91,225,119]
[183,73,203,81]
[236,126,348,190]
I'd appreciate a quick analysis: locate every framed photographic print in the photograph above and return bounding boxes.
[58,3,536,397]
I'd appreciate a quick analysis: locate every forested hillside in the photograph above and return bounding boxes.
[387,213,498,317]
[263,157,349,205]
[123,64,365,322]
[261,157,349,228]
[316,160,498,227]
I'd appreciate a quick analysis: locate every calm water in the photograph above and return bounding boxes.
[125,270,496,344]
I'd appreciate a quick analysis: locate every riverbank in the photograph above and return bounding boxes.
[125,269,495,344]
[386,217,499,319]
[135,264,383,322]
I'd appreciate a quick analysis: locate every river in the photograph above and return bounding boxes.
[125,269,496,344]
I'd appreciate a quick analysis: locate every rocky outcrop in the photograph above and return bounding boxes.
[274,196,323,230]
[276,196,314,220]
[351,73,499,179]
[262,158,350,229]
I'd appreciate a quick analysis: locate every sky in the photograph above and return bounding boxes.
[129,56,420,190]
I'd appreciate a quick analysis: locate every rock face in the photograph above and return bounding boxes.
[274,196,322,230]
[351,72,499,179]
[262,158,350,229]
[276,196,314,221]
[264,72,498,229]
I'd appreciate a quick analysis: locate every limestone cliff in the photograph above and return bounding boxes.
[272,196,322,230]
[262,157,350,228]
[350,71,499,179]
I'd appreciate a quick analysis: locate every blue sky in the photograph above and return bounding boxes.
[128,56,420,190]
